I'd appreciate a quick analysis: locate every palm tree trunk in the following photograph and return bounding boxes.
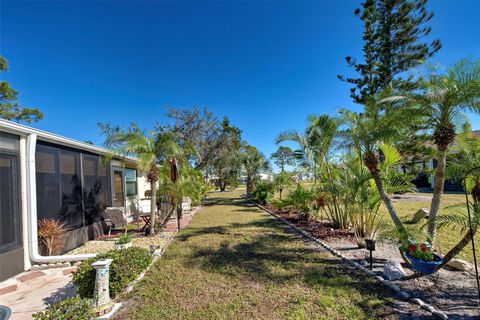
[324,156,341,226]
[161,206,175,228]
[149,180,157,235]
[371,170,406,235]
[428,148,447,246]
[439,226,477,269]
[247,175,253,196]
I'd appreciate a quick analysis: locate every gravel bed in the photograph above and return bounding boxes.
[65,232,174,255]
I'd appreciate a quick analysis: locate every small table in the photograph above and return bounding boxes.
[139,214,151,231]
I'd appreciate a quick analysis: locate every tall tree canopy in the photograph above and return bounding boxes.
[338,0,441,104]
[211,117,243,191]
[270,146,295,172]
[160,106,222,170]
[0,56,43,123]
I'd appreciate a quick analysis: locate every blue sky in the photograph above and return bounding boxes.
[1,0,479,170]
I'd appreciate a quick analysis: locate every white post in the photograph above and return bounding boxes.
[92,259,114,316]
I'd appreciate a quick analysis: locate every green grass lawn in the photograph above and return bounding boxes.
[379,192,479,262]
[116,190,398,320]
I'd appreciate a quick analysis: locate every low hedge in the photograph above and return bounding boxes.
[32,296,94,320]
[73,247,152,299]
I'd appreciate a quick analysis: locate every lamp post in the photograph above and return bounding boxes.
[365,239,376,270]
[464,167,480,305]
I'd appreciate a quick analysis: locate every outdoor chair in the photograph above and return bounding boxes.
[102,207,128,235]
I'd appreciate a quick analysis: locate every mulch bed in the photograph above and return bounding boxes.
[266,204,355,243]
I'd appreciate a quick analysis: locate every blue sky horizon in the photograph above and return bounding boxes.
[1,1,479,171]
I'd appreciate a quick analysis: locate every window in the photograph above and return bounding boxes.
[125,168,137,197]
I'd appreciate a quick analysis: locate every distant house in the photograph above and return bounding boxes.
[0,119,151,281]
[402,130,479,191]
[239,173,273,184]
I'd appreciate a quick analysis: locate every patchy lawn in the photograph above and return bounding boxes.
[116,191,399,320]
[378,192,478,262]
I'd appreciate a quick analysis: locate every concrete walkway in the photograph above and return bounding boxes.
[0,266,77,319]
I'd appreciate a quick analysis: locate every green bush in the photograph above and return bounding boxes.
[73,247,152,299]
[285,184,314,213]
[251,180,275,205]
[32,296,94,320]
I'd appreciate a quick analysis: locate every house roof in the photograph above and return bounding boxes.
[0,119,137,164]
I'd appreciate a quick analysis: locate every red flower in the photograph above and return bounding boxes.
[420,243,428,253]
[408,244,417,252]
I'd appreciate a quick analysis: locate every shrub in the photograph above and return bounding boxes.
[115,233,132,244]
[285,184,313,213]
[32,296,94,320]
[73,247,152,299]
[251,180,275,205]
[38,218,67,255]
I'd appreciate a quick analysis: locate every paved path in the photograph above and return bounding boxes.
[0,266,77,319]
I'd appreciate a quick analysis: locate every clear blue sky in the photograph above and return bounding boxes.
[1,0,479,170]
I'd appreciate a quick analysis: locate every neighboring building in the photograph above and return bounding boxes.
[239,173,273,184]
[402,130,480,191]
[0,119,150,281]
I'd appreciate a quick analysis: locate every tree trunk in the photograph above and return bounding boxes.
[247,175,253,196]
[371,170,406,235]
[149,180,157,235]
[428,148,447,247]
[439,226,477,269]
[160,206,175,228]
[279,188,283,200]
[324,156,341,225]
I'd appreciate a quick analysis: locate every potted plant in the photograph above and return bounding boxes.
[115,232,132,250]
[400,240,443,274]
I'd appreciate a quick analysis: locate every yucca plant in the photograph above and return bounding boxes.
[38,218,67,256]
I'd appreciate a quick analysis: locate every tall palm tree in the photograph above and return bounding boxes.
[340,99,412,235]
[124,129,182,235]
[398,59,480,246]
[100,124,184,235]
[241,145,270,195]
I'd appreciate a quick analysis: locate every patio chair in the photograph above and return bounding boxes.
[102,207,128,235]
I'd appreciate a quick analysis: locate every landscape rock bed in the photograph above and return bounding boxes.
[65,232,174,255]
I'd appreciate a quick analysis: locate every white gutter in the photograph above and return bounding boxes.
[26,133,96,263]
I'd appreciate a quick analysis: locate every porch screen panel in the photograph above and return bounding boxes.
[36,145,61,220]
[0,153,21,253]
[59,150,83,228]
[82,155,108,225]
[36,143,111,229]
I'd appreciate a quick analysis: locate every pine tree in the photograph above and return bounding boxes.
[338,0,441,104]
[0,56,43,123]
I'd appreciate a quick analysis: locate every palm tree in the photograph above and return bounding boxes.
[398,59,480,246]
[101,124,183,235]
[339,99,413,235]
[241,145,270,195]
[124,129,182,235]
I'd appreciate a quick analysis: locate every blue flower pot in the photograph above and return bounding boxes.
[406,253,443,274]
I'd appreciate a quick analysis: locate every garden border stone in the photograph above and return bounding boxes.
[241,195,449,320]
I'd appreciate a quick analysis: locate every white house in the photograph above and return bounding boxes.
[0,119,151,281]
